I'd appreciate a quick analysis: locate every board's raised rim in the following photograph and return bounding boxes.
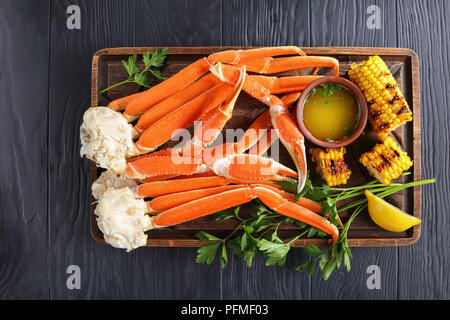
[90,46,421,248]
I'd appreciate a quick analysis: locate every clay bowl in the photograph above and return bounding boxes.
[296,76,368,148]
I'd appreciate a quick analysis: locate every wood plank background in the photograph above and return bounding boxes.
[0,0,447,299]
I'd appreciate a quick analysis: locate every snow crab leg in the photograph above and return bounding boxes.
[109,46,306,120]
[210,64,308,192]
[149,184,338,244]
[92,170,337,251]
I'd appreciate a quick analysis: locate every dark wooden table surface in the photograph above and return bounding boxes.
[0,0,448,300]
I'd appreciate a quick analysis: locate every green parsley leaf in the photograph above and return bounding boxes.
[257,239,291,260]
[220,244,228,268]
[228,237,244,257]
[240,232,248,251]
[122,54,139,77]
[196,243,220,265]
[295,259,317,276]
[101,48,168,94]
[303,244,322,256]
[244,247,256,267]
[322,259,336,280]
[344,251,351,271]
[213,209,235,221]
[150,69,167,81]
[134,73,152,87]
[295,260,310,272]
[318,250,331,270]
[195,231,222,243]
[146,47,168,67]
[307,227,318,238]
[274,179,297,192]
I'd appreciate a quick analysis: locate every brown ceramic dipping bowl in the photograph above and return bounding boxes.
[296,76,368,148]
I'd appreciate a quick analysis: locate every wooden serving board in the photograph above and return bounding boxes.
[90,47,420,247]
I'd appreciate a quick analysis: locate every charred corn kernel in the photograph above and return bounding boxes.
[348,56,412,135]
[359,135,413,186]
[311,147,351,187]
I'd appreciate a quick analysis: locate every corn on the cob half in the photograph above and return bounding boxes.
[359,135,412,185]
[348,55,412,135]
[311,147,351,187]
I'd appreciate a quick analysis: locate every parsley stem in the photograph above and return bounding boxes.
[100,78,133,94]
[337,178,435,213]
[223,221,246,242]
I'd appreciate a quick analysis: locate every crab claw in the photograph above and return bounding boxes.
[207,63,308,192]
[210,153,298,182]
[270,110,307,192]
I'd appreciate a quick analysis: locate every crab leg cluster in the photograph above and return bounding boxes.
[93,163,338,251]
[81,47,341,251]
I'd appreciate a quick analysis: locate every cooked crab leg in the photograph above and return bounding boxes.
[208,46,306,64]
[109,46,306,120]
[108,91,142,112]
[281,91,302,107]
[185,89,299,157]
[234,110,272,154]
[149,185,338,244]
[248,91,301,155]
[136,176,239,197]
[245,56,339,76]
[248,186,338,244]
[181,73,305,157]
[134,82,237,154]
[185,108,273,160]
[125,152,298,181]
[119,58,212,121]
[211,64,308,192]
[147,182,322,214]
[250,75,321,94]
[82,48,336,173]
[133,65,244,155]
[248,129,276,156]
[147,184,247,213]
[133,73,221,136]
[181,65,246,156]
[92,169,331,251]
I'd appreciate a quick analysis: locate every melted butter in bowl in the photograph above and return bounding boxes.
[296,76,368,148]
[303,83,360,142]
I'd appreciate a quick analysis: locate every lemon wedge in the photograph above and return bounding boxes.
[365,190,421,232]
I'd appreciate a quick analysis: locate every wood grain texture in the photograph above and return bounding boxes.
[135,0,222,46]
[221,250,310,299]
[48,0,137,299]
[396,0,450,300]
[222,0,310,46]
[133,0,223,299]
[308,0,399,299]
[221,0,312,299]
[0,0,49,299]
[310,0,397,46]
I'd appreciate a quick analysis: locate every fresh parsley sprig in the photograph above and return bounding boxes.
[195,172,435,280]
[100,48,168,94]
[195,197,330,270]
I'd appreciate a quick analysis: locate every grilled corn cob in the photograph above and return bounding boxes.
[311,147,351,186]
[348,55,412,135]
[359,135,412,185]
